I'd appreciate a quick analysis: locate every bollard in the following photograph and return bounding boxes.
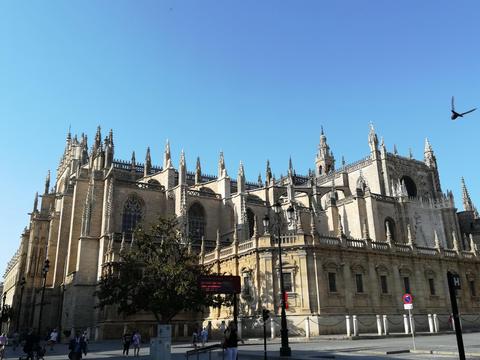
[450,313,455,331]
[183,324,188,338]
[305,317,310,339]
[433,314,439,333]
[238,318,242,339]
[346,315,352,337]
[403,314,410,334]
[376,315,383,335]
[353,315,359,336]
[270,318,275,339]
[382,315,389,335]
[428,314,434,333]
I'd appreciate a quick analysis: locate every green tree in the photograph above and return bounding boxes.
[96,217,216,324]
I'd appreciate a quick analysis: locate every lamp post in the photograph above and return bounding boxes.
[37,259,50,335]
[262,202,294,357]
[15,277,26,332]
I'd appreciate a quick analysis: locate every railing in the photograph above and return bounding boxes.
[239,240,254,252]
[346,239,365,248]
[203,252,216,262]
[416,246,438,256]
[276,234,297,245]
[220,246,234,257]
[394,243,412,253]
[371,241,390,251]
[443,249,457,257]
[462,251,475,259]
[186,343,224,360]
[187,189,222,199]
[319,236,341,246]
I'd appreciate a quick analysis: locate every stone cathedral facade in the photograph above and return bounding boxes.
[2,125,480,339]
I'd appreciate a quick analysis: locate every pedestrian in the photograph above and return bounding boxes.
[192,327,198,349]
[122,331,132,356]
[48,328,59,351]
[23,329,39,360]
[68,331,87,360]
[0,333,7,360]
[223,321,243,360]
[200,327,208,347]
[219,321,226,338]
[132,331,141,357]
[11,331,19,352]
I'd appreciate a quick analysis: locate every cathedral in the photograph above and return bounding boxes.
[2,125,480,339]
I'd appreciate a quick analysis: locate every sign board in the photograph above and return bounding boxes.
[404,303,413,310]
[451,274,461,289]
[402,293,413,305]
[198,275,241,294]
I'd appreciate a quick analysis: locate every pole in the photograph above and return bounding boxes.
[447,272,465,360]
[276,214,291,357]
[233,294,238,326]
[408,309,416,351]
[37,275,47,334]
[263,318,267,360]
[15,283,25,332]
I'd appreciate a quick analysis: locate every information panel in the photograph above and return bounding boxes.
[198,275,241,294]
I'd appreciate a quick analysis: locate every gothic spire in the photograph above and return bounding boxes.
[368,122,379,153]
[218,151,227,178]
[131,151,136,172]
[195,157,202,184]
[237,161,245,193]
[94,126,102,151]
[108,129,114,147]
[258,173,263,187]
[163,139,172,169]
[461,177,475,212]
[424,138,437,168]
[44,170,50,194]
[144,147,151,177]
[393,144,398,155]
[33,192,38,212]
[179,150,186,185]
[265,160,272,185]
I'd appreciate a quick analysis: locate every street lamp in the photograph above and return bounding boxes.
[262,202,293,357]
[37,259,50,334]
[15,277,26,332]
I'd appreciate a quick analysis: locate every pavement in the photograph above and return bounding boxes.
[2,332,480,360]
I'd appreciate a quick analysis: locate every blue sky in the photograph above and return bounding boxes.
[1,1,479,274]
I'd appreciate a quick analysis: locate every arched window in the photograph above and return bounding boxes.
[401,176,417,197]
[188,203,206,244]
[385,217,395,241]
[246,208,255,239]
[122,196,144,233]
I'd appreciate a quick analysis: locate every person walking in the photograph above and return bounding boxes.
[0,333,7,360]
[48,328,59,351]
[200,327,208,347]
[223,321,243,360]
[23,329,39,360]
[132,331,141,357]
[192,327,198,349]
[68,331,87,360]
[122,331,132,356]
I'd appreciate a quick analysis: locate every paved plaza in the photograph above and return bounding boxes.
[2,332,480,360]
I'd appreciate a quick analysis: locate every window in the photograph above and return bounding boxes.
[470,281,476,297]
[246,208,255,239]
[328,272,337,292]
[385,218,395,241]
[356,274,364,293]
[283,272,293,292]
[121,196,143,233]
[428,278,436,295]
[400,176,417,197]
[403,277,411,294]
[380,275,388,294]
[188,203,206,245]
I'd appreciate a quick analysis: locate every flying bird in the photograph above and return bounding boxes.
[451,96,476,120]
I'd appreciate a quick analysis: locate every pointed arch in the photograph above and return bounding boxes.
[188,202,206,244]
[121,195,144,233]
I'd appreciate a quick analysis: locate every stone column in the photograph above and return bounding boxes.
[346,315,352,337]
[376,315,382,335]
[403,314,409,334]
[428,314,434,333]
[305,317,310,339]
[352,315,359,336]
[382,315,389,335]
